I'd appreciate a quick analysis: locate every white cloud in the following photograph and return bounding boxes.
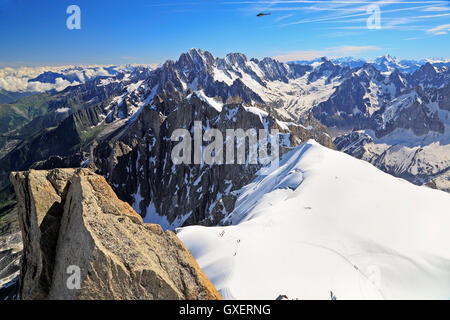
[273,45,381,62]
[422,6,450,12]
[0,65,138,93]
[0,67,82,92]
[274,13,293,22]
[427,23,450,35]
[279,4,442,27]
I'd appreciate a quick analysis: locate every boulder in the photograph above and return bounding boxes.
[10,168,221,300]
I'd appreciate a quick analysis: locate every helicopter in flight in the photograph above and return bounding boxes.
[257,12,271,17]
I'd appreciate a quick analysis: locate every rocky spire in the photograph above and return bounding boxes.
[10,168,221,300]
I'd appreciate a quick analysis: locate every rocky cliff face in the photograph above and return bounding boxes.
[9,168,221,300]
[93,92,335,229]
[0,49,337,232]
[0,67,153,191]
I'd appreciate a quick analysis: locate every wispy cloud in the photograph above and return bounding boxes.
[223,1,444,4]
[273,45,381,62]
[422,6,450,12]
[279,4,444,27]
[403,36,427,41]
[274,13,294,21]
[427,24,450,35]
[329,11,450,31]
[153,0,450,42]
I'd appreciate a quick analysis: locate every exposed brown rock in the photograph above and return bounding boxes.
[10,168,221,300]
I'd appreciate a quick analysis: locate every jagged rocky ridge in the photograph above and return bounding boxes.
[1,49,337,230]
[93,92,334,228]
[294,55,450,74]
[333,68,450,190]
[1,49,449,194]
[0,67,153,190]
[9,168,221,300]
[0,48,449,298]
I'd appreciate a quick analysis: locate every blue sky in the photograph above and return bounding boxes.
[0,0,449,66]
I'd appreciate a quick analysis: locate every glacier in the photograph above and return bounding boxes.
[178,140,450,300]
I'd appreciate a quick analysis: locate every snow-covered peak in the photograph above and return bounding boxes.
[332,57,366,69]
[371,55,402,73]
[375,54,398,64]
[185,48,209,60]
[422,57,450,64]
[224,52,249,67]
[179,140,450,300]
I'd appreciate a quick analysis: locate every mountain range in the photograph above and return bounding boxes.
[0,65,150,100]
[293,54,450,74]
[0,49,449,299]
